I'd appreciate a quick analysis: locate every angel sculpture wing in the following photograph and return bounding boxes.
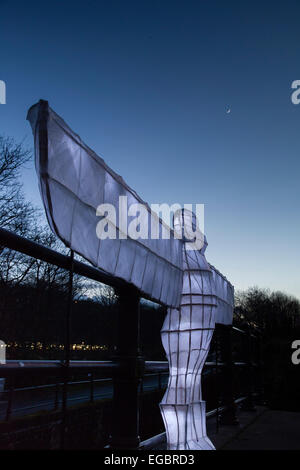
[27,100,183,307]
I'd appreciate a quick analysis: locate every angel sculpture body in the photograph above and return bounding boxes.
[160,210,234,450]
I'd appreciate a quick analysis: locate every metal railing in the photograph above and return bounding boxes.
[0,227,263,449]
[0,360,169,422]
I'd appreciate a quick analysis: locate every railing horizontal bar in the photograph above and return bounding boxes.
[139,396,248,450]
[232,326,261,338]
[0,360,118,377]
[144,361,168,373]
[0,359,248,377]
[0,227,126,290]
[0,360,115,367]
[206,396,247,418]
[205,361,224,367]
[145,360,245,371]
[3,372,170,393]
[232,326,246,334]
[0,227,165,305]
[139,432,166,450]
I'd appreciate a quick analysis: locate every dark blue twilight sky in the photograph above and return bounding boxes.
[0,0,300,297]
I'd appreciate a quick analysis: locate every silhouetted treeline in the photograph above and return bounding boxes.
[234,286,300,334]
[234,287,300,411]
[0,278,166,360]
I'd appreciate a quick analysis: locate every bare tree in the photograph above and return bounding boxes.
[0,136,36,233]
[0,135,116,350]
[234,286,300,332]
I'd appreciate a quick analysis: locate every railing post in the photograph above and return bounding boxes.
[89,373,94,404]
[60,248,74,449]
[218,324,239,425]
[54,380,59,410]
[215,331,220,433]
[109,285,144,450]
[241,325,256,412]
[255,331,265,405]
[5,378,14,422]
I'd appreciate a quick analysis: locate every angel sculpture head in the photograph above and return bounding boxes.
[173,208,205,251]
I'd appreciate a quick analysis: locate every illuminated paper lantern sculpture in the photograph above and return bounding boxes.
[27,101,234,451]
[160,210,234,450]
